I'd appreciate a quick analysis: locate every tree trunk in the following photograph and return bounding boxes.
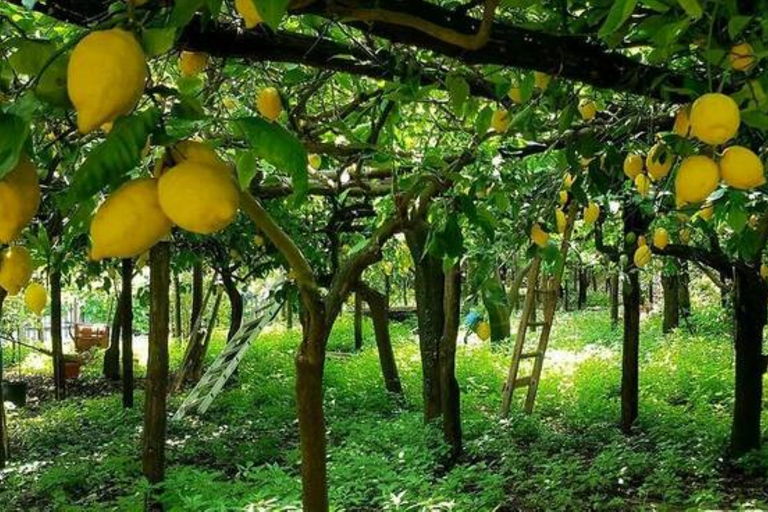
[577,265,588,309]
[439,264,462,462]
[507,261,531,311]
[730,265,767,456]
[142,243,170,511]
[173,272,182,339]
[0,288,8,468]
[103,294,122,380]
[648,275,654,306]
[609,271,619,328]
[50,268,65,400]
[591,271,598,291]
[679,261,691,318]
[190,290,222,382]
[189,261,204,334]
[121,258,134,409]
[220,269,243,341]
[406,222,445,422]
[353,292,363,351]
[661,273,680,334]
[286,288,294,329]
[481,269,511,343]
[357,284,402,394]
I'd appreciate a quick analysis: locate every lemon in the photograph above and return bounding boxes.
[578,99,597,121]
[761,264,768,280]
[635,173,650,197]
[235,0,263,28]
[476,321,491,341]
[673,106,691,137]
[67,29,147,134]
[0,156,40,244]
[257,87,282,121]
[170,140,229,169]
[558,190,568,206]
[646,143,674,181]
[719,145,765,190]
[584,202,599,224]
[633,245,651,268]
[179,51,208,77]
[158,161,240,234]
[534,72,551,90]
[508,87,523,104]
[531,223,549,248]
[563,173,574,189]
[90,178,173,261]
[308,154,322,170]
[491,109,510,133]
[24,282,47,315]
[653,228,668,250]
[556,208,567,234]
[679,228,691,244]
[0,246,33,296]
[675,155,720,205]
[698,204,714,221]
[689,93,740,146]
[623,154,643,180]
[254,234,264,246]
[730,43,756,72]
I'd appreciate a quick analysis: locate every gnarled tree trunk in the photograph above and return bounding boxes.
[357,283,402,394]
[609,271,619,328]
[679,261,691,318]
[440,264,462,462]
[220,269,243,341]
[103,294,122,380]
[661,272,680,334]
[121,258,134,409]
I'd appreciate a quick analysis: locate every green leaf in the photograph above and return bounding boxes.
[9,40,56,76]
[170,0,205,27]
[0,113,30,179]
[446,74,469,115]
[142,28,177,57]
[232,117,308,203]
[475,106,493,135]
[235,150,259,190]
[598,0,638,38]
[34,52,70,108]
[741,110,768,131]
[728,16,752,40]
[69,109,160,202]
[676,0,702,19]
[256,0,290,30]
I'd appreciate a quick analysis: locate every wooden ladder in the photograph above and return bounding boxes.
[500,204,577,417]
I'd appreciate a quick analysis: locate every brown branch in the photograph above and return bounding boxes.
[651,244,731,274]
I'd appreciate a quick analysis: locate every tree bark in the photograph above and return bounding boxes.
[50,267,65,400]
[439,264,462,462]
[661,273,680,334]
[190,290,223,382]
[481,269,511,342]
[103,293,122,380]
[648,275,654,306]
[609,271,619,328]
[0,288,8,468]
[220,269,243,341]
[357,283,402,394]
[730,265,767,456]
[142,243,170,511]
[679,261,691,318]
[507,261,531,311]
[353,292,363,351]
[173,272,182,339]
[121,258,134,409]
[190,261,204,334]
[577,265,588,309]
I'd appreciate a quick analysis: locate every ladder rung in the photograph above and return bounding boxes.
[513,376,532,389]
[519,351,540,359]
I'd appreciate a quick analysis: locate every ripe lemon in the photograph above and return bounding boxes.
[584,202,599,224]
[673,106,691,137]
[635,173,651,197]
[24,282,47,315]
[67,29,147,134]
[308,154,322,170]
[170,140,229,169]
[476,321,491,341]
[179,51,208,77]
[556,208,567,234]
[563,173,574,189]
[235,0,263,28]
[158,161,240,234]
[0,156,41,244]
[90,178,172,261]
[689,93,740,146]
[559,190,568,206]
[719,145,765,190]
[675,156,720,204]
[633,245,651,268]
[730,43,756,72]
[646,143,674,181]
[257,87,282,121]
[653,228,668,250]
[623,154,643,180]
[578,99,597,121]
[491,109,510,133]
[0,246,33,296]
[531,223,549,248]
[534,72,551,90]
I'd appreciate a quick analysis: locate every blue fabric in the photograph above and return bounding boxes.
[464,311,481,329]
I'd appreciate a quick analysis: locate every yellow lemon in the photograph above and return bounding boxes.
[67,29,147,134]
[0,156,40,244]
[556,208,567,234]
[90,178,172,261]
[563,173,574,189]
[308,154,322,170]
[558,190,568,206]
[235,0,262,28]
[653,228,668,250]
[24,282,47,315]
[673,106,691,137]
[508,87,523,104]
[491,109,510,133]
[254,234,264,246]
[646,143,674,181]
[624,154,643,180]
[158,161,240,234]
[476,321,491,341]
[256,87,282,122]
[179,51,208,77]
[690,93,740,146]
[635,173,651,197]
[730,43,756,72]
[633,245,652,268]
[534,72,551,90]
[578,99,597,121]
[0,246,33,296]
[719,145,765,190]
[675,155,720,205]
[531,223,549,248]
[170,140,229,169]
[583,202,600,224]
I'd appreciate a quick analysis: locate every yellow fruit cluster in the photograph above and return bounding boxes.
[0,156,41,244]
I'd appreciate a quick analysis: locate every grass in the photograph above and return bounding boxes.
[1,291,767,510]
